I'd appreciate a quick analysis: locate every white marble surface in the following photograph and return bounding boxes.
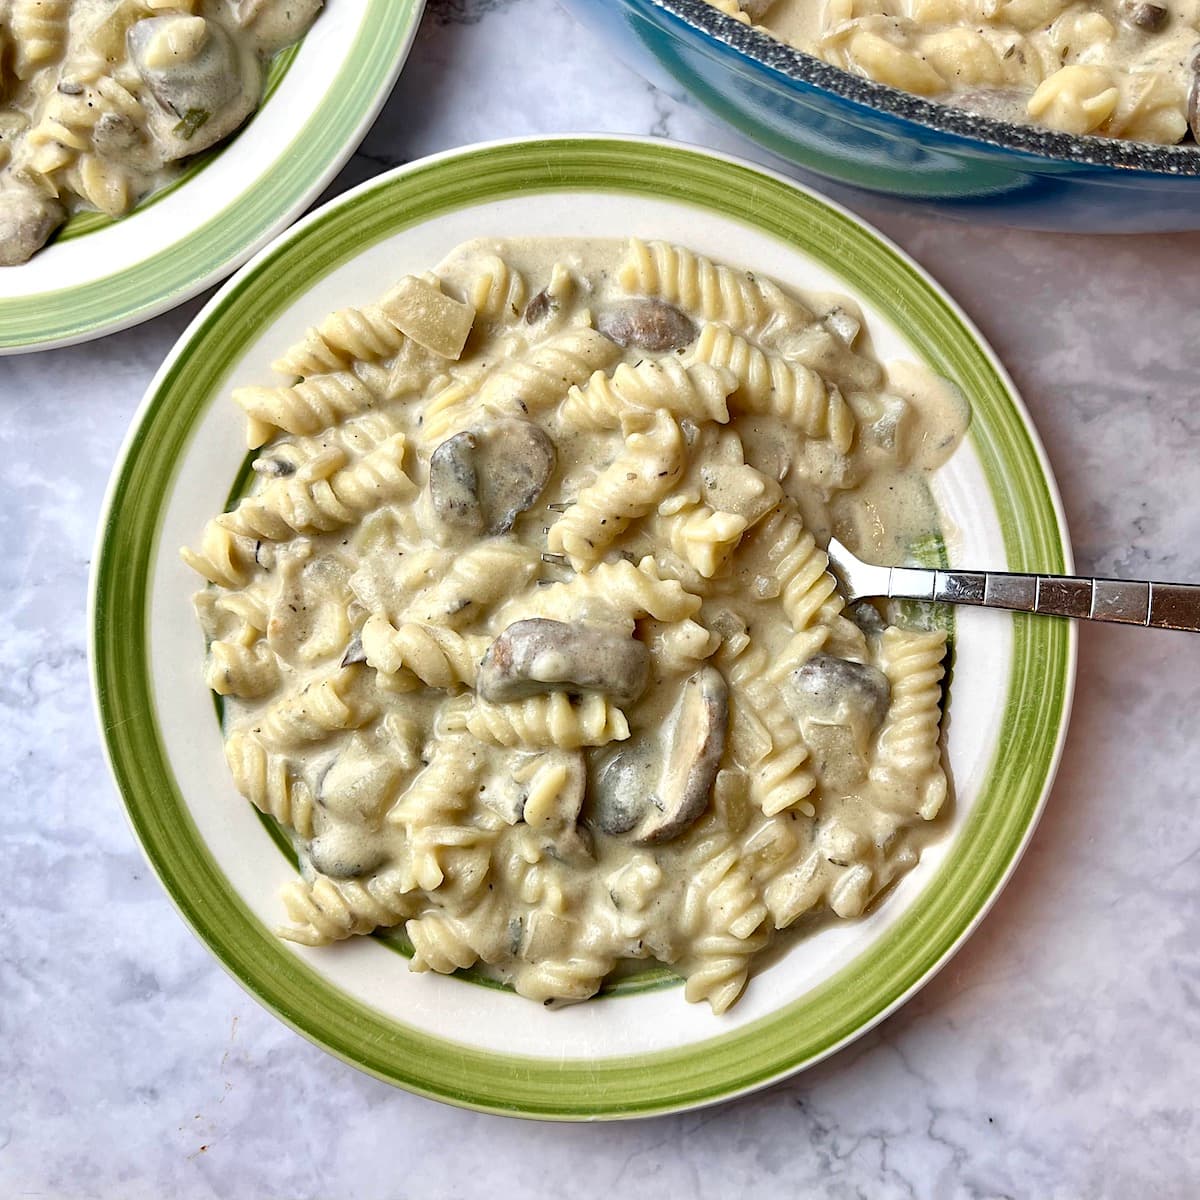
[3,1,1199,1195]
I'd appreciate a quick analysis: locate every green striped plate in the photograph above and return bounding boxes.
[0,1,425,354]
[91,137,1075,1119]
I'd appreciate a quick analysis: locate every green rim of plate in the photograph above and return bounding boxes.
[0,2,423,352]
[92,138,1072,1120]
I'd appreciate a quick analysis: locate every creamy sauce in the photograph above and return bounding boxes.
[712,0,1200,143]
[0,0,323,265]
[184,236,964,1012]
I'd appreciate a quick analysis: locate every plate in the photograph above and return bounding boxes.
[91,136,1075,1119]
[0,0,425,354]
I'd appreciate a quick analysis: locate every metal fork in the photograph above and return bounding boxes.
[825,538,1200,632]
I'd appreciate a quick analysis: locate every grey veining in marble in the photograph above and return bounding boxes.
[2,1,1199,1196]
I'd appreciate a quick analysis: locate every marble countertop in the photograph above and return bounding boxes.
[3,1,1199,1196]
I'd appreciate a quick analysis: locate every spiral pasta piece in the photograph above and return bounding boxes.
[546,411,685,566]
[254,667,378,748]
[278,874,413,945]
[181,522,254,588]
[361,616,488,688]
[869,627,948,819]
[476,327,621,413]
[224,729,315,838]
[619,239,813,344]
[521,555,703,626]
[233,371,378,448]
[557,357,736,431]
[691,324,855,452]
[272,304,409,377]
[752,508,844,633]
[464,254,528,324]
[12,0,70,79]
[659,498,749,578]
[448,693,630,750]
[218,433,415,541]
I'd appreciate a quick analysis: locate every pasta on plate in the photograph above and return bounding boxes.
[183,236,971,1013]
[0,0,323,264]
[707,0,1200,144]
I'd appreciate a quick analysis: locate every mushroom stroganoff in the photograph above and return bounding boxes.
[709,0,1200,144]
[0,0,323,265]
[183,238,969,1013]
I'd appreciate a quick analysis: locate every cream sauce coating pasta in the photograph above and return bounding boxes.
[709,0,1200,144]
[184,237,969,1013]
[0,0,323,265]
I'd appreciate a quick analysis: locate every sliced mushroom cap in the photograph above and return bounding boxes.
[1123,0,1168,29]
[252,455,298,478]
[596,299,697,352]
[428,418,556,537]
[128,17,244,117]
[0,189,64,266]
[590,753,658,835]
[523,288,554,325]
[636,667,728,844]
[587,668,729,845]
[791,654,891,732]
[848,600,888,637]
[341,631,367,666]
[478,618,650,706]
[307,820,385,879]
[428,430,483,533]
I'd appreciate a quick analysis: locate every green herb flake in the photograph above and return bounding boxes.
[173,108,211,141]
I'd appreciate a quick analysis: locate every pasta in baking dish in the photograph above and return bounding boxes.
[707,0,1200,144]
[183,237,970,1013]
[0,0,323,265]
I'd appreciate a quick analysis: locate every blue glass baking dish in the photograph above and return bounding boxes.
[561,0,1200,232]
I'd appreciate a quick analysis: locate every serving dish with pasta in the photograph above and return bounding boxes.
[0,0,324,266]
[708,0,1200,144]
[92,138,1074,1115]
[561,0,1200,231]
[0,0,425,352]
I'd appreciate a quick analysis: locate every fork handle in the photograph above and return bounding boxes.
[885,568,1200,631]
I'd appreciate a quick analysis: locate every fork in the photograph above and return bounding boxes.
[825,538,1200,632]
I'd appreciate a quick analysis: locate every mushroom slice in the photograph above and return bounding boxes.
[0,188,64,267]
[590,753,657,836]
[596,299,697,352]
[523,289,554,325]
[340,631,367,666]
[478,419,557,534]
[427,419,556,537]
[635,668,728,845]
[477,619,650,706]
[791,654,890,732]
[306,819,385,879]
[127,17,244,120]
[428,431,484,534]
[790,654,891,791]
[587,668,729,845]
[1123,0,1168,29]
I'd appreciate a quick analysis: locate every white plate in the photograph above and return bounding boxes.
[92,136,1075,1118]
[0,0,425,353]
